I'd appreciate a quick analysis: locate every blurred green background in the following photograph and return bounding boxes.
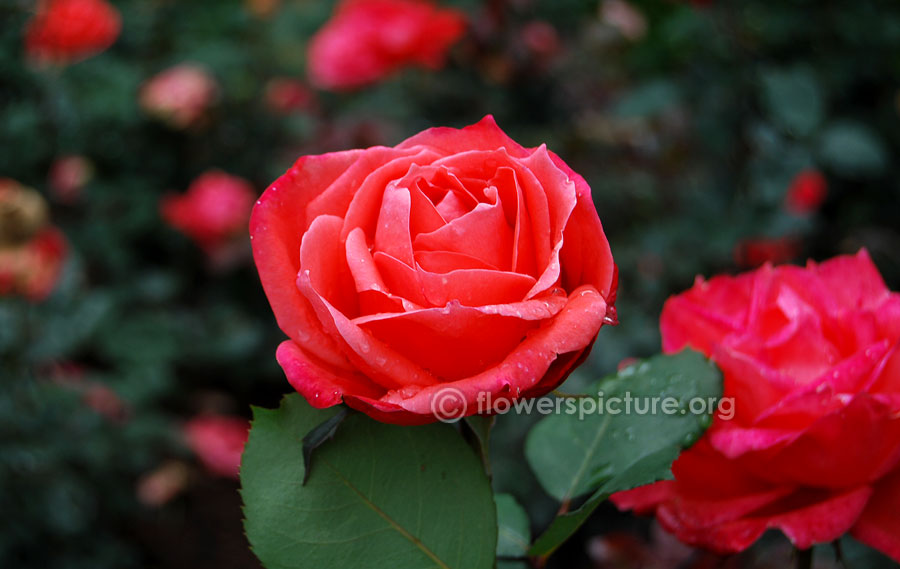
[2,0,899,567]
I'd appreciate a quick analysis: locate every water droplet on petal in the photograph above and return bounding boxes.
[603,305,619,326]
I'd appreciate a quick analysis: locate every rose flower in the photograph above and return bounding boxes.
[251,116,617,425]
[160,170,255,262]
[139,64,219,129]
[307,0,467,91]
[24,0,121,65]
[184,415,250,479]
[613,251,900,562]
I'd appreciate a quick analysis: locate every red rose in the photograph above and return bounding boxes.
[307,0,467,91]
[160,170,255,258]
[184,416,249,479]
[251,116,617,425]
[785,169,827,215]
[139,64,219,129]
[613,251,900,561]
[24,0,121,65]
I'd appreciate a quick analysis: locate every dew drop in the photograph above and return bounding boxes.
[603,305,619,326]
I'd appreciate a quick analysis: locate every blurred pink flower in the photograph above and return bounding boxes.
[25,0,121,65]
[136,461,190,507]
[49,155,93,203]
[601,0,647,41]
[160,170,255,260]
[308,0,467,91]
[184,415,250,479]
[140,64,219,129]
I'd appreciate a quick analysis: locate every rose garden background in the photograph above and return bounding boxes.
[2,0,900,568]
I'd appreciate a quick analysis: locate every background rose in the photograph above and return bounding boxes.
[251,116,617,425]
[183,416,249,479]
[139,64,219,129]
[613,250,900,561]
[307,0,467,91]
[24,0,121,65]
[160,170,255,260]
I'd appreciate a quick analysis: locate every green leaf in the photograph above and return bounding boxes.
[523,350,722,556]
[760,66,824,137]
[495,494,530,559]
[241,394,497,569]
[525,350,721,502]
[528,447,680,557]
[817,121,888,177]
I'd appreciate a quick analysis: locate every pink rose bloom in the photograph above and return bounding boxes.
[613,251,900,562]
[140,64,218,129]
[308,0,467,91]
[49,155,93,203]
[184,415,250,479]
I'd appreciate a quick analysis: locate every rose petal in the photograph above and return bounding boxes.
[727,394,900,487]
[379,286,607,415]
[276,340,382,408]
[811,249,890,314]
[299,215,358,318]
[765,486,872,549]
[251,151,363,370]
[374,183,415,265]
[414,250,499,272]
[852,467,900,563]
[338,148,441,240]
[413,195,514,270]
[559,186,616,299]
[396,115,530,158]
[416,266,536,307]
[297,268,441,390]
[660,272,755,354]
[354,301,539,379]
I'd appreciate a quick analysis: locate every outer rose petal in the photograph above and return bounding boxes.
[276,340,382,408]
[657,486,871,553]
[852,468,900,562]
[343,286,607,424]
[396,116,530,158]
[251,151,363,369]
